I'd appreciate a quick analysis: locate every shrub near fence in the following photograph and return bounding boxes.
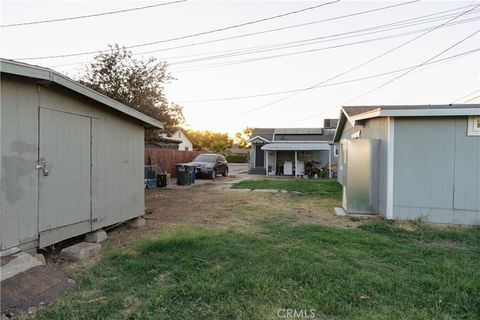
[225,154,248,163]
[145,148,203,178]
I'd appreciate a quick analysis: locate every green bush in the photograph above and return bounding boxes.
[226,154,248,163]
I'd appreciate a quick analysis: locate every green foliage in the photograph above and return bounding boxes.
[186,129,233,154]
[33,221,480,320]
[225,154,248,163]
[78,44,184,138]
[234,127,253,148]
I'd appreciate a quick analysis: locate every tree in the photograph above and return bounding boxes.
[78,44,184,138]
[234,127,253,148]
[186,130,233,155]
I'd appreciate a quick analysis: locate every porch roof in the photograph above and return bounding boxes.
[261,142,330,151]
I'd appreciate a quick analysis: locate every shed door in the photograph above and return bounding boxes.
[38,108,92,247]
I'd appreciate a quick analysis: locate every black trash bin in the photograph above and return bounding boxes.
[176,164,192,186]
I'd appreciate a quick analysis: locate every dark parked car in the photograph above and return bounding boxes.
[187,154,228,180]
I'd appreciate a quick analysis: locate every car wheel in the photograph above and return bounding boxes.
[210,169,216,180]
[222,168,228,177]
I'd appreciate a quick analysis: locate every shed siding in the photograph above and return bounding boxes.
[1,79,39,250]
[1,76,145,251]
[393,117,480,224]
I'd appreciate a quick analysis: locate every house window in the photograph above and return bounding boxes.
[185,146,189,151]
[467,116,480,136]
[333,145,339,157]
[299,151,311,156]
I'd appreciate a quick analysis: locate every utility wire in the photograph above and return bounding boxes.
[173,48,478,103]
[394,70,480,104]
[237,3,480,116]
[280,59,480,126]
[451,88,480,103]
[169,16,479,67]
[353,28,480,101]
[48,4,474,69]
[461,94,480,103]
[1,0,187,28]
[14,1,341,61]
[169,16,479,73]
[133,0,421,56]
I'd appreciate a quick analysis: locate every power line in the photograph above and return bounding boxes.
[237,3,480,116]
[451,88,480,103]
[173,48,478,103]
[393,70,480,104]
[132,0,421,56]
[14,1,341,61]
[462,94,480,103]
[169,16,479,68]
[1,0,187,28]
[353,27,480,101]
[48,3,474,69]
[280,59,480,126]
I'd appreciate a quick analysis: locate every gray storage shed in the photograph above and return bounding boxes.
[333,105,480,225]
[1,59,163,255]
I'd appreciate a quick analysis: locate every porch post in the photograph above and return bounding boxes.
[273,151,276,175]
[328,147,332,179]
[265,151,268,176]
[294,150,298,179]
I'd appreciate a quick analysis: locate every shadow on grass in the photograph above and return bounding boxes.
[32,221,480,320]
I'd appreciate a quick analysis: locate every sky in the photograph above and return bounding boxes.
[1,0,479,137]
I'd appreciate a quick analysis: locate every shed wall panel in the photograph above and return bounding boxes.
[393,117,455,209]
[393,117,480,224]
[1,79,39,250]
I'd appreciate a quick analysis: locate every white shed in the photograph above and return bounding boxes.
[0,59,163,255]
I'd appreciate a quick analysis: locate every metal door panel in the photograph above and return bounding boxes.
[38,108,91,233]
[344,139,379,213]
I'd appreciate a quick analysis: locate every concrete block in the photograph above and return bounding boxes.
[85,229,107,243]
[127,217,146,228]
[229,188,251,192]
[252,189,279,193]
[32,253,46,265]
[334,207,347,216]
[60,242,101,261]
[1,252,44,282]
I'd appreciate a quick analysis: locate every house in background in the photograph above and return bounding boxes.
[1,59,163,255]
[146,137,182,150]
[248,119,338,178]
[333,104,480,225]
[161,128,193,151]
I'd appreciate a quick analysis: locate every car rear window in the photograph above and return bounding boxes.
[193,154,216,162]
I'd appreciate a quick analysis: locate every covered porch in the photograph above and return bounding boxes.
[261,142,333,178]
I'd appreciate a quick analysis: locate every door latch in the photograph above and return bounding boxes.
[36,157,49,176]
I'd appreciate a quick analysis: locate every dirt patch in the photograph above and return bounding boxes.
[102,176,364,249]
[1,265,74,318]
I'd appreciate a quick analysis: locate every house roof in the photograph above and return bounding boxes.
[0,59,164,128]
[261,142,330,151]
[249,128,275,142]
[334,104,480,142]
[249,127,335,143]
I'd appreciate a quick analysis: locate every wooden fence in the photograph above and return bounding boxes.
[145,148,202,178]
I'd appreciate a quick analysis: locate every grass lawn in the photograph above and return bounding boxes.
[231,179,342,198]
[32,180,480,320]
